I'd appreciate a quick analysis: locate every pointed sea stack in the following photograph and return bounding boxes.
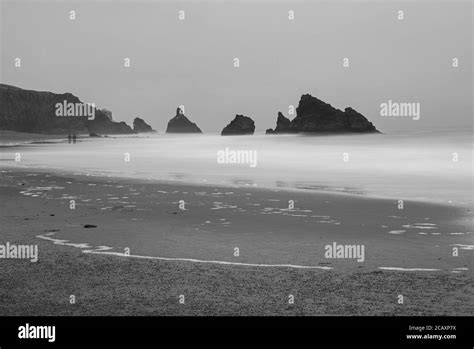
[267,94,379,134]
[266,112,293,134]
[221,115,255,135]
[166,107,202,133]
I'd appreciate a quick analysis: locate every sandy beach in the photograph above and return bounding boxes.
[0,167,472,316]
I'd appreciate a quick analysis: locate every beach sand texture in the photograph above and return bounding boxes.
[0,168,472,315]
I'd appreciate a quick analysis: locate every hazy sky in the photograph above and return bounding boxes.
[1,0,472,132]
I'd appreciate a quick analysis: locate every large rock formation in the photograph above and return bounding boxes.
[221,115,255,135]
[165,107,202,133]
[0,84,135,134]
[133,117,155,133]
[266,94,379,134]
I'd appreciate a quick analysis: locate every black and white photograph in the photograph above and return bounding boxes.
[0,0,472,346]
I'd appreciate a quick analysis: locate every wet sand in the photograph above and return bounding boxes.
[0,168,473,315]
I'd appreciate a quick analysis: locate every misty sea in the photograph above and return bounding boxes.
[2,129,472,207]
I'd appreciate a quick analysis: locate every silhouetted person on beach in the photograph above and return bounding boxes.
[67,134,72,144]
[72,134,76,144]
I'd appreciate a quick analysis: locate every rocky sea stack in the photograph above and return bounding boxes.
[133,117,155,133]
[221,115,255,136]
[166,108,202,133]
[266,112,291,134]
[0,84,136,135]
[266,94,379,134]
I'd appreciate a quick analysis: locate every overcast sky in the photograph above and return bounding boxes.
[1,0,472,132]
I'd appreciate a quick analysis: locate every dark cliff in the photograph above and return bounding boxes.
[0,84,135,134]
